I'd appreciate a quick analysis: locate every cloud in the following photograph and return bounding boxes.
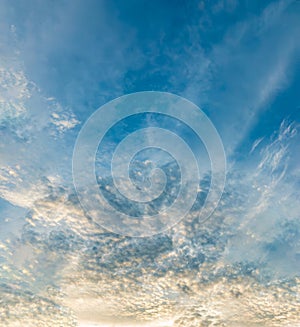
[250,136,264,154]
[3,0,298,155]
[0,8,81,208]
[223,120,300,278]
[7,0,141,119]
[0,1,300,326]
[0,119,299,326]
[50,109,79,135]
[0,24,30,124]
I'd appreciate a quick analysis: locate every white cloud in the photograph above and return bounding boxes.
[223,120,300,278]
[0,18,80,209]
[50,109,80,134]
[0,1,299,326]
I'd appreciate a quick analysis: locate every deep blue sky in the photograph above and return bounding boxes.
[2,0,299,152]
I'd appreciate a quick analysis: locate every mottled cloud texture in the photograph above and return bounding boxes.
[0,0,300,326]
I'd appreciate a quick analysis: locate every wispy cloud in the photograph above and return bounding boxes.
[179,0,299,153]
[223,120,300,278]
[0,22,80,209]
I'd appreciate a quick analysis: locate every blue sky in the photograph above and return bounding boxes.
[0,0,300,326]
[2,0,299,149]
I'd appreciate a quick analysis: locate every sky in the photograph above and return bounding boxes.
[0,0,300,326]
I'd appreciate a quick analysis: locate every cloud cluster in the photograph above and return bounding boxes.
[0,0,299,326]
[0,119,299,326]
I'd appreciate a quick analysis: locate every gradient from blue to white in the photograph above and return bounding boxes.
[0,1,300,326]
